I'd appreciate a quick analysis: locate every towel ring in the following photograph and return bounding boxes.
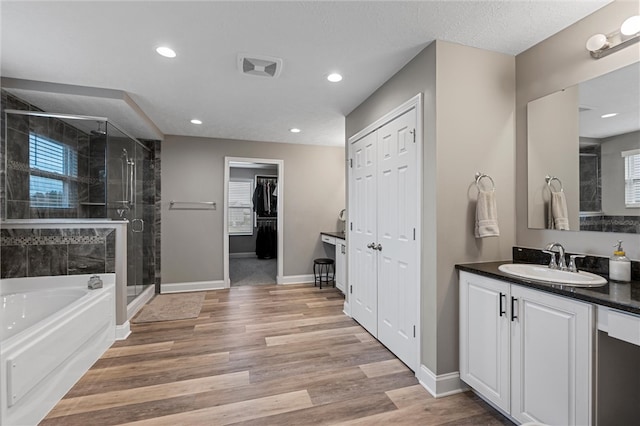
[475,172,495,191]
[545,175,563,192]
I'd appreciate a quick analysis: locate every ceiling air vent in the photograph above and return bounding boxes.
[237,54,283,78]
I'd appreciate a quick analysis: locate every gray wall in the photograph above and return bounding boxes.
[161,135,345,285]
[346,40,516,375]
[527,86,580,229]
[229,165,278,254]
[516,0,640,259]
[601,131,640,216]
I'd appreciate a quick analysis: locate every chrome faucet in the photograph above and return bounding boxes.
[88,275,103,289]
[543,242,567,271]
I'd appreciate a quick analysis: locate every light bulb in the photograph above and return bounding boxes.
[585,34,608,52]
[621,15,640,36]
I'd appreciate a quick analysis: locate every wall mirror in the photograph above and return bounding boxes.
[527,61,640,234]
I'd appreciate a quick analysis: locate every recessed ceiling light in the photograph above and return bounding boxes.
[289,128,301,133]
[601,113,617,118]
[327,73,343,83]
[190,119,202,125]
[156,46,176,58]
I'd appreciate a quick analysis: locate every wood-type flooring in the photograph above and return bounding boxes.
[42,284,513,425]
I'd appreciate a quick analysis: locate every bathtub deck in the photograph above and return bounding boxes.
[40,284,511,425]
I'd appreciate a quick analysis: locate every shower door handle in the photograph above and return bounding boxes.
[131,218,144,233]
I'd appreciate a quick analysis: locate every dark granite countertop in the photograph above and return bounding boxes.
[456,261,640,315]
[321,231,346,240]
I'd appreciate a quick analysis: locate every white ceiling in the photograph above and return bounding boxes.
[579,62,640,139]
[1,0,612,146]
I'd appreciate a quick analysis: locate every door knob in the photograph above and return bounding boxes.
[367,243,375,249]
[375,244,382,251]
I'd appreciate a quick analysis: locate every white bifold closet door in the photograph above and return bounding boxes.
[349,106,418,371]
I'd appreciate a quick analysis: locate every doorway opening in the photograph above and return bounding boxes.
[223,157,284,287]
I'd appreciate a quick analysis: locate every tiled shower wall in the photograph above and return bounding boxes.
[0,227,115,278]
[1,91,107,220]
[1,91,163,288]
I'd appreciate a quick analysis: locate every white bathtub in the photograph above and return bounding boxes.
[0,274,116,426]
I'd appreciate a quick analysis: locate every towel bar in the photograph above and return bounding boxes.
[545,175,564,192]
[475,172,495,191]
[169,200,216,210]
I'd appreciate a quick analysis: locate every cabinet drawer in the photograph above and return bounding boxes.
[601,307,640,346]
[321,235,336,245]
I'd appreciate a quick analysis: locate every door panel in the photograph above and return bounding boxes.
[376,108,418,370]
[511,286,593,426]
[350,131,378,336]
[459,272,510,412]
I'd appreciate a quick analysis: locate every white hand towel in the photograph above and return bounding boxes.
[551,191,570,230]
[475,190,500,238]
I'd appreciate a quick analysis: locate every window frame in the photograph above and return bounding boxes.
[228,178,255,236]
[622,148,640,209]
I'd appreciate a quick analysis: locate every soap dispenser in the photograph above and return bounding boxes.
[609,241,631,283]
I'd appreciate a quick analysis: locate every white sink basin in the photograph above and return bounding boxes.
[498,263,607,287]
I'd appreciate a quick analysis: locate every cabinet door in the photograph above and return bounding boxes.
[459,272,510,412]
[349,131,378,336]
[335,241,346,293]
[511,285,593,426]
[376,108,418,371]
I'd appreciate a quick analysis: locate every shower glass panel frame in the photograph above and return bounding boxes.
[2,109,155,302]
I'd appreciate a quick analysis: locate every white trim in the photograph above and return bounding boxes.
[277,274,315,285]
[161,280,225,293]
[229,252,257,259]
[417,364,469,398]
[115,321,131,340]
[343,301,351,317]
[347,94,423,145]
[621,149,640,157]
[126,285,155,320]
[224,157,284,290]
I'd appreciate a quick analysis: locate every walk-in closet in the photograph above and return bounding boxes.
[227,162,279,286]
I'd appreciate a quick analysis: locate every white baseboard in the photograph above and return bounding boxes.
[276,274,315,285]
[343,301,351,317]
[161,280,225,293]
[115,321,131,340]
[229,252,257,259]
[417,364,468,398]
[126,285,155,320]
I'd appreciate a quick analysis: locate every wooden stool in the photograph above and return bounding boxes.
[313,258,335,289]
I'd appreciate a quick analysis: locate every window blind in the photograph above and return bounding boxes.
[228,180,253,235]
[622,149,640,208]
[29,133,78,208]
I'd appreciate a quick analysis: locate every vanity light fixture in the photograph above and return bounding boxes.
[586,15,640,59]
[327,73,343,83]
[601,113,618,118]
[156,46,177,58]
[190,119,202,124]
[289,128,301,133]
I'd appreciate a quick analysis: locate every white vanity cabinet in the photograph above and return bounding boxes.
[460,271,593,426]
[335,238,346,293]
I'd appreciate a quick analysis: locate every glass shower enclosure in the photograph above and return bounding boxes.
[2,109,156,302]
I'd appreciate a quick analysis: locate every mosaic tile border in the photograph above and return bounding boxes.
[1,235,106,246]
